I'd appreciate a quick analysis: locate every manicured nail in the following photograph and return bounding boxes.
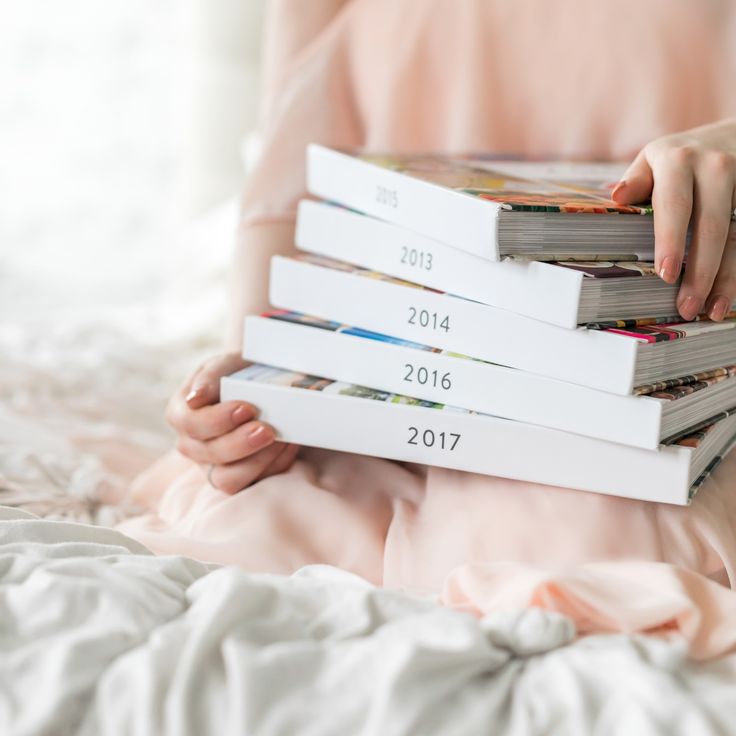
[185,383,209,405]
[677,295,702,321]
[708,295,731,322]
[658,255,681,284]
[232,404,253,424]
[246,423,274,449]
[611,179,627,200]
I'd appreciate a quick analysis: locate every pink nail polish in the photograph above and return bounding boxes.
[232,404,252,424]
[678,295,702,321]
[611,179,627,199]
[708,296,730,322]
[186,384,208,404]
[657,255,681,284]
[246,423,273,448]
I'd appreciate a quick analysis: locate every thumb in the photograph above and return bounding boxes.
[611,150,653,205]
[185,354,249,408]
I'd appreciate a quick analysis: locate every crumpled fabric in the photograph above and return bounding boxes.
[442,560,736,661]
[2,507,736,736]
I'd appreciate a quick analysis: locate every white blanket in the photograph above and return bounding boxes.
[1,506,735,736]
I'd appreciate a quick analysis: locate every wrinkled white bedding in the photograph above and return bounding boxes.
[1,506,735,736]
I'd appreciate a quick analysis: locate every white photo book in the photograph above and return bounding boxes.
[221,364,736,506]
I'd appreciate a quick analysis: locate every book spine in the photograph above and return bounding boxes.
[221,370,692,505]
[295,200,584,330]
[268,256,639,395]
[243,315,663,449]
[306,144,501,259]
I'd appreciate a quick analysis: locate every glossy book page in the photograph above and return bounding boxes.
[360,153,651,214]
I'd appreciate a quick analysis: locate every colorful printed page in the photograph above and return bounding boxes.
[554,261,660,278]
[667,407,736,447]
[239,363,455,412]
[266,309,445,353]
[588,316,736,342]
[685,427,736,500]
[634,366,736,399]
[360,153,650,214]
[500,258,662,276]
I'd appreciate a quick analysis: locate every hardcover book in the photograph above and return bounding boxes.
[243,311,736,450]
[307,145,663,260]
[297,200,736,329]
[268,254,736,395]
[221,364,736,506]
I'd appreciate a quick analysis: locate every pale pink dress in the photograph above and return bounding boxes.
[119,0,736,659]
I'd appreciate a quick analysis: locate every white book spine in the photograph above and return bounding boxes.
[221,369,693,505]
[269,256,639,395]
[295,200,584,329]
[243,316,663,449]
[306,144,501,259]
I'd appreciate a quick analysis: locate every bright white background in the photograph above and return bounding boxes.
[1,0,266,328]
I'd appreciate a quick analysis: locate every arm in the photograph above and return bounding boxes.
[226,220,296,350]
[226,0,358,349]
[168,0,360,494]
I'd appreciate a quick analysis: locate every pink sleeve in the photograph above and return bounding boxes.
[240,0,362,228]
[228,1,361,347]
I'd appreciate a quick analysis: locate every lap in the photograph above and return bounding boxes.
[118,446,736,590]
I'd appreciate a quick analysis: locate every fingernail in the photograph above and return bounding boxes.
[185,383,209,405]
[232,404,253,424]
[611,179,627,199]
[708,295,731,322]
[677,295,702,321]
[246,423,274,449]
[658,255,682,284]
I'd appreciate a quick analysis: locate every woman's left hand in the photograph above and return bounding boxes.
[611,118,736,321]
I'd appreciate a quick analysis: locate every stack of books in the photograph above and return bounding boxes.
[222,145,736,505]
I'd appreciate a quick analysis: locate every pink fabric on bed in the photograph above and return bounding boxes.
[442,562,736,661]
[120,0,736,658]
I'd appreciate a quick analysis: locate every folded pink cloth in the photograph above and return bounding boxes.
[442,561,736,661]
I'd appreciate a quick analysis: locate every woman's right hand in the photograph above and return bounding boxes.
[166,354,300,494]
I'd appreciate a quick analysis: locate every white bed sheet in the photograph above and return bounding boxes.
[1,506,735,736]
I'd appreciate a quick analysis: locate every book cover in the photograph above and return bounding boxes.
[221,364,736,505]
[358,152,650,214]
[307,145,663,259]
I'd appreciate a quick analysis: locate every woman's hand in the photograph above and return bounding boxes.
[612,118,736,321]
[166,354,299,494]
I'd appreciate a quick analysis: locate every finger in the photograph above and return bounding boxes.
[208,441,290,495]
[184,354,250,409]
[256,443,301,482]
[183,420,275,465]
[705,193,736,321]
[705,233,736,321]
[170,400,257,441]
[649,147,695,285]
[611,149,654,204]
[677,153,734,320]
